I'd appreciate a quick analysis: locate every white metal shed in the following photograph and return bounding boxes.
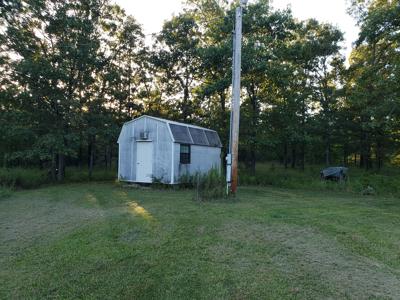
[117,115,222,184]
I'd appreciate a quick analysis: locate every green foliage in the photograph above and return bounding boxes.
[152,12,202,121]
[0,186,13,199]
[64,167,116,183]
[345,0,400,170]
[179,168,226,201]
[0,167,116,190]
[0,168,48,189]
[0,0,145,179]
[239,163,400,197]
[1,0,400,182]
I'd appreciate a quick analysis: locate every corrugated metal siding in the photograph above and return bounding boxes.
[118,117,172,182]
[175,144,221,182]
[173,143,180,183]
[118,116,221,184]
[118,125,133,180]
[189,145,221,174]
[154,122,172,182]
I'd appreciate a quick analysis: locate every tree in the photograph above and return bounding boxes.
[152,13,202,121]
[347,0,400,169]
[0,0,146,179]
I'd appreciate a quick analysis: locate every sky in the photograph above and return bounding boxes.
[113,0,359,60]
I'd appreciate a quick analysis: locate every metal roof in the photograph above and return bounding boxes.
[124,115,222,148]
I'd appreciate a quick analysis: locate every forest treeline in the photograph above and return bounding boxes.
[0,0,399,180]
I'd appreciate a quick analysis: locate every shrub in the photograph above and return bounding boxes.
[361,186,376,196]
[238,162,400,197]
[0,168,48,189]
[178,172,197,189]
[90,168,117,181]
[0,186,13,199]
[0,167,117,190]
[150,176,171,189]
[180,168,226,201]
[65,167,116,183]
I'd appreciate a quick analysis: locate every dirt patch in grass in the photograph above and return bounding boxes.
[119,227,144,243]
[216,221,400,299]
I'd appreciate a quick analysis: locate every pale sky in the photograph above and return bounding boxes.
[114,0,359,60]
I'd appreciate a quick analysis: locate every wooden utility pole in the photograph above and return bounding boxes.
[227,2,245,195]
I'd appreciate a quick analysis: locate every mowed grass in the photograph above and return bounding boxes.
[1,183,400,299]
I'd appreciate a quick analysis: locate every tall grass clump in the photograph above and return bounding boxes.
[64,167,117,183]
[0,168,48,189]
[180,168,226,201]
[0,167,117,191]
[239,162,400,197]
[0,186,13,199]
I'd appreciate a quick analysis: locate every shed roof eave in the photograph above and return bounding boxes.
[123,115,218,132]
[122,115,222,147]
[117,124,126,143]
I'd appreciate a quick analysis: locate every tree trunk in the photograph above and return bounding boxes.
[89,149,94,180]
[360,129,371,170]
[249,148,256,175]
[88,137,95,180]
[343,143,348,166]
[300,95,306,171]
[104,148,107,168]
[284,143,288,169]
[300,143,305,171]
[57,154,65,182]
[219,92,226,113]
[366,141,372,170]
[376,138,384,170]
[325,142,330,166]
[248,85,258,175]
[78,136,83,169]
[291,146,296,169]
[182,86,190,121]
[51,153,57,181]
[109,147,113,169]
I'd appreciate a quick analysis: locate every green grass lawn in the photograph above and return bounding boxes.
[1,183,400,299]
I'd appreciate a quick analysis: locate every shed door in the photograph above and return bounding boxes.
[136,142,153,183]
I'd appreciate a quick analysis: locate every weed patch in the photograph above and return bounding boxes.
[179,168,226,201]
[239,163,400,197]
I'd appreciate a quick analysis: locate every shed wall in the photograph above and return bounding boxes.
[118,125,132,180]
[174,144,221,182]
[119,116,221,184]
[152,121,172,182]
[118,117,172,182]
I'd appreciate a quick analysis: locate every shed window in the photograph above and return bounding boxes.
[180,144,191,164]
